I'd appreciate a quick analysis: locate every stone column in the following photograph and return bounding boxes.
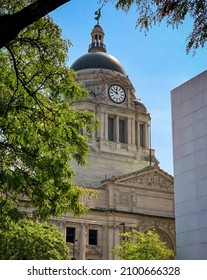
[136,121,140,147]
[131,117,135,145]
[127,117,131,144]
[115,116,119,143]
[79,223,86,260]
[104,112,108,140]
[100,112,105,139]
[102,226,108,260]
[108,227,115,260]
[144,123,149,148]
[56,221,65,235]
[114,226,121,260]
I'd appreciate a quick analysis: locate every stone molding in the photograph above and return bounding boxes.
[119,171,173,190]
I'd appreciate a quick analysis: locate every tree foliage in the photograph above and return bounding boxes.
[0,219,70,260]
[0,0,99,222]
[0,1,207,52]
[113,229,174,260]
[101,0,207,53]
[0,0,72,48]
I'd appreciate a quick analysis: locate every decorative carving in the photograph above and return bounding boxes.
[86,245,102,258]
[119,192,130,206]
[96,190,106,204]
[114,186,119,206]
[114,187,130,207]
[131,191,136,207]
[153,228,174,250]
[125,172,173,189]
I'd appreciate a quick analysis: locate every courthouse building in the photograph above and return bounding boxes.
[54,23,175,259]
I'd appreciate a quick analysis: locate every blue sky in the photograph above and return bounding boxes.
[50,0,207,175]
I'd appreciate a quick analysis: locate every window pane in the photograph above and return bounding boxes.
[119,119,127,143]
[108,117,115,141]
[66,227,76,243]
[140,123,145,147]
[89,229,98,245]
[135,121,138,146]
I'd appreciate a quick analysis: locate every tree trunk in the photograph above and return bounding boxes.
[0,0,71,48]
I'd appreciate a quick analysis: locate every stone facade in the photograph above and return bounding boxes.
[53,23,175,259]
[71,68,156,185]
[53,164,175,259]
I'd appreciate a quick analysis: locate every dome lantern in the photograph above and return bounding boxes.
[71,22,126,75]
[88,24,107,53]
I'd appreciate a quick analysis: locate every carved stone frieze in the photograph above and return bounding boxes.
[114,187,132,207]
[86,245,102,258]
[114,188,137,208]
[120,171,173,190]
[118,192,131,206]
[131,191,136,207]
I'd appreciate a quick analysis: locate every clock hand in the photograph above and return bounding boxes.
[111,89,118,95]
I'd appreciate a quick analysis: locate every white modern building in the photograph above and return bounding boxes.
[171,70,207,259]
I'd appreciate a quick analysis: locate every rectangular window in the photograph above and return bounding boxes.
[135,121,138,146]
[119,119,127,143]
[89,229,98,245]
[108,117,115,141]
[140,123,145,148]
[66,227,76,243]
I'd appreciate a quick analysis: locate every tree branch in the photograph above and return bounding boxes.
[0,0,71,48]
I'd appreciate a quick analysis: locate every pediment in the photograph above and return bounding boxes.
[114,166,174,190]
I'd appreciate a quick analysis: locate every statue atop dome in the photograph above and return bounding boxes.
[94,8,102,25]
[94,2,105,25]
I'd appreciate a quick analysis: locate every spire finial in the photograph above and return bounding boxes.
[94,2,105,25]
[94,8,102,25]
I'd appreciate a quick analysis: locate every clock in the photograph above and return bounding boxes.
[108,84,126,104]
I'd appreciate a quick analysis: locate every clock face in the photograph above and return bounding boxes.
[108,84,126,104]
